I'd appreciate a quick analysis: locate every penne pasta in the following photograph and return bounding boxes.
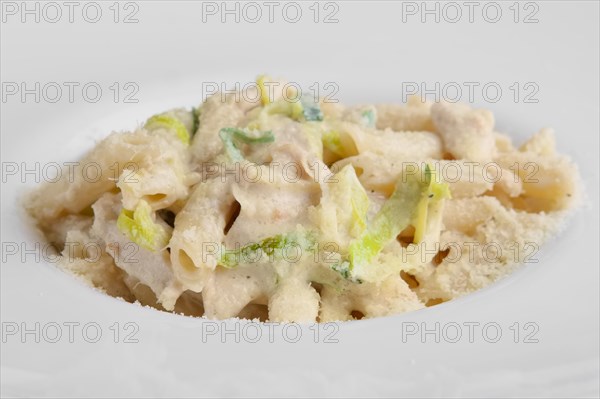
[25,76,582,322]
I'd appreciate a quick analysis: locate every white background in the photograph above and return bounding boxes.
[1,1,599,397]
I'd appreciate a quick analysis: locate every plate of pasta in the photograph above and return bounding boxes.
[23,75,582,323]
[3,1,599,396]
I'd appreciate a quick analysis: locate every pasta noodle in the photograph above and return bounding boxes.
[25,76,582,322]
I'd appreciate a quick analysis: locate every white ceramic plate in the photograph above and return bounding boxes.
[1,1,598,397]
